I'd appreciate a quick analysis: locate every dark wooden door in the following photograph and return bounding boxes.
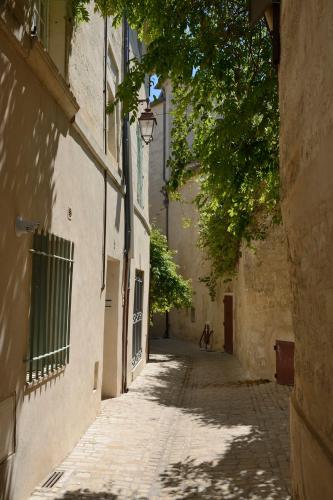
[223,295,233,354]
[275,340,295,385]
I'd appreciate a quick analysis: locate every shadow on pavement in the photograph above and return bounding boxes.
[53,338,290,500]
[54,489,118,499]
[146,338,291,499]
[159,436,288,499]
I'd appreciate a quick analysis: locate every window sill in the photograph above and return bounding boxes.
[27,39,79,120]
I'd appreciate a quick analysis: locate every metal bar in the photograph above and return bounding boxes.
[50,234,57,370]
[57,236,64,368]
[59,237,65,366]
[26,345,70,362]
[28,232,38,382]
[36,232,43,379]
[45,233,51,374]
[62,239,70,366]
[66,241,74,364]
[47,234,55,371]
[40,232,48,376]
[63,238,70,366]
[29,249,74,262]
[54,235,60,368]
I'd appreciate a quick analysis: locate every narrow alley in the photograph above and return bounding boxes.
[30,339,291,500]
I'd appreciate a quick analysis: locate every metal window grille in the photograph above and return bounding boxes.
[136,125,144,208]
[132,270,144,367]
[26,232,74,383]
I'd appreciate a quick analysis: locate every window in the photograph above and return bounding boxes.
[132,271,144,368]
[136,124,144,208]
[106,47,120,162]
[26,232,74,383]
[107,48,119,88]
[107,86,119,161]
[32,0,49,48]
[32,0,67,77]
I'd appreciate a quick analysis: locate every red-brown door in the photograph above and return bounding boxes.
[275,340,295,385]
[223,295,233,354]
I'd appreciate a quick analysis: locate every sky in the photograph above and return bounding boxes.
[149,74,162,102]
[149,68,198,102]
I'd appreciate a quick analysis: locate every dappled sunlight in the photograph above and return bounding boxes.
[32,338,290,499]
[0,24,68,497]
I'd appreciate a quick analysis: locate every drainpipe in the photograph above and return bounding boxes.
[121,17,131,393]
[162,91,170,338]
[101,17,108,291]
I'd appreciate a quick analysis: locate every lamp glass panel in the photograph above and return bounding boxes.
[140,119,154,143]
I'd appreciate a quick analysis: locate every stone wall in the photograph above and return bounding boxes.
[279,1,333,497]
[149,83,294,378]
[234,225,294,380]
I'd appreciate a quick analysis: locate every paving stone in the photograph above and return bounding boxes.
[30,338,291,499]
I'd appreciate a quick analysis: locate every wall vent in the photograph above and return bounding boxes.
[42,471,64,488]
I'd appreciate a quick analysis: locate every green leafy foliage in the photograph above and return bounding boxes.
[73,1,280,296]
[71,0,90,23]
[150,226,192,317]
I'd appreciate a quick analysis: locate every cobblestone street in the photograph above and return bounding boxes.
[31,339,291,500]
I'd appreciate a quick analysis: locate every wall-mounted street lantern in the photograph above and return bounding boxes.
[249,0,280,66]
[138,98,157,145]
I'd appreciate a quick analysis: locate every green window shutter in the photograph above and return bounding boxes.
[136,125,144,208]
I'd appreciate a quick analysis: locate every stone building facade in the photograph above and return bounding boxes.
[279,1,333,497]
[149,81,294,381]
[234,226,294,380]
[168,179,226,352]
[149,82,225,347]
[0,2,150,499]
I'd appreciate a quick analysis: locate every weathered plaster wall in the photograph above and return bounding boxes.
[69,4,122,152]
[234,225,294,380]
[279,1,333,497]
[0,31,121,495]
[0,5,150,499]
